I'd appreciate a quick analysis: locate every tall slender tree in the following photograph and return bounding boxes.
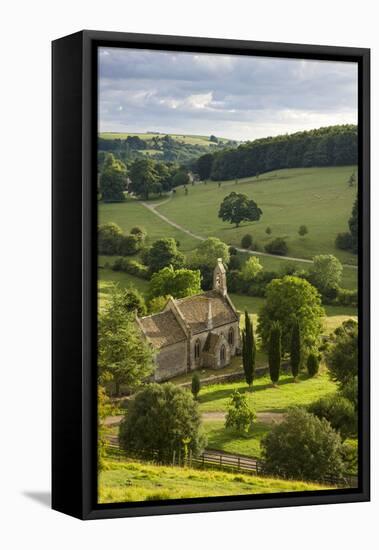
[290,320,301,380]
[242,311,256,389]
[268,321,281,385]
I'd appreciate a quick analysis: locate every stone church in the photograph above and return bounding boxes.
[136,259,241,381]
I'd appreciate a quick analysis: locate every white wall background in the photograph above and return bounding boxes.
[0,0,376,547]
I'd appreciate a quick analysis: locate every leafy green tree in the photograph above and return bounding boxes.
[196,153,213,180]
[100,153,127,202]
[130,226,147,239]
[146,238,185,273]
[309,254,343,295]
[242,311,256,388]
[225,391,256,434]
[241,257,263,282]
[308,395,357,440]
[261,408,345,482]
[98,386,114,470]
[149,266,201,299]
[193,237,230,269]
[339,376,358,411]
[172,170,190,187]
[241,234,253,249]
[349,195,358,253]
[265,226,272,235]
[290,320,301,379]
[307,352,319,377]
[335,232,353,251]
[264,237,288,256]
[191,373,201,400]
[119,287,147,316]
[98,222,123,255]
[218,192,262,227]
[325,319,358,386]
[268,321,281,385]
[258,276,324,355]
[119,383,206,463]
[298,225,308,237]
[129,158,160,200]
[148,295,171,314]
[98,286,155,395]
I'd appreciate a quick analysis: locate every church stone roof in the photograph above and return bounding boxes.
[138,309,186,349]
[175,290,238,335]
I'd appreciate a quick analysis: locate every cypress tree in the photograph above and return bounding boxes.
[191,372,201,399]
[290,320,301,380]
[242,311,256,389]
[268,321,281,385]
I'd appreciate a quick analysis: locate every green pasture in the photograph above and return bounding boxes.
[98,458,332,503]
[99,132,228,147]
[156,166,357,265]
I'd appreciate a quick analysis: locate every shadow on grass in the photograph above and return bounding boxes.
[198,373,312,406]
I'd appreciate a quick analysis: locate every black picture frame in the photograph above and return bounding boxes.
[52,30,370,520]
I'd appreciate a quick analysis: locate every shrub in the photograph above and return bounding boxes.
[325,319,358,386]
[264,237,288,256]
[229,246,238,255]
[335,288,358,307]
[335,232,353,251]
[225,391,256,434]
[228,254,242,271]
[112,258,149,279]
[241,234,253,249]
[191,373,201,399]
[341,439,358,475]
[119,234,141,256]
[308,395,357,439]
[130,226,147,240]
[119,383,206,463]
[98,223,123,255]
[339,376,358,411]
[261,408,345,481]
[148,295,170,314]
[307,352,319,377]
[298,225,308,237]
[265,226,272,235]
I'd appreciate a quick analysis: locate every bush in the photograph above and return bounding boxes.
[265,226,272,235]
[191,373,201,399]
[335,232,353,251]
[228,254,242,271]
[339,376,358,411]
[335,288,358,307]
[261,408,345,482]
[229,246,238,255]
[98,223,123,255]
[308,395,357,440]
[325,319,358,386]
[307,352,319,377]
[341,439,358,475]
[119,383,206,463]
[112,258,149,279]
[264,237,288,256]
[119,234,141,256]
[241,234,253,249]
[225,391,256,434]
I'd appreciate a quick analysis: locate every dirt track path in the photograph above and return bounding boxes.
[141,197,357,270]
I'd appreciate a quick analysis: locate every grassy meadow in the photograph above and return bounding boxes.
[99,459,333,503]
[100,132,229,147]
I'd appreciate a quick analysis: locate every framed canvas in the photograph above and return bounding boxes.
[52,30,370,520]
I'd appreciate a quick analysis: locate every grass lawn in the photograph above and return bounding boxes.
[99,198,199,252]
[198,370,337,414]
[203,420,269,459]
[157,166,358,265]
[98,458,332,503]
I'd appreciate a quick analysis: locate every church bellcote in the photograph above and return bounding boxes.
[213,258,227,296]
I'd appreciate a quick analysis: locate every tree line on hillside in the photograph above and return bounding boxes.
[196,125,357,181]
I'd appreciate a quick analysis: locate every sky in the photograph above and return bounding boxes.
[98,47,358,142]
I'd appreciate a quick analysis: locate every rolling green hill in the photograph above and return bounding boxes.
[100,132,230,146]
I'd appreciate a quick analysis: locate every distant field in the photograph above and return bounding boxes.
[157,166,358,266]
[98,458,332,503]
[99,132,229,147]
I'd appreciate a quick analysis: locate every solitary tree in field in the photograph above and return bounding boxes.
[298,225,308,237]
[191,373,201,400]
[242,311,256,389]
[268,321,281,385]
[265,226,272,235]
[218,192,262,228]
[290,320,301,380]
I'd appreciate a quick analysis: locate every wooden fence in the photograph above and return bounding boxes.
[104,441,357,488]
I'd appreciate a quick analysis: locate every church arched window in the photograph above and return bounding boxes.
[228,327,234,346]
[220,345,226,363]
[194,339,201,360]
